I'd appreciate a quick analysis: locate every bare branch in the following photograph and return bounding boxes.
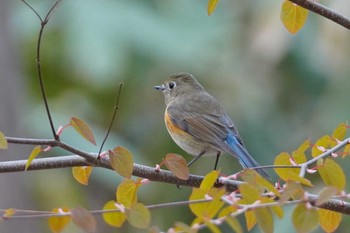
[290,0,350,29]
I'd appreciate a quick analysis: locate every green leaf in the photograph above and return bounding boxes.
[109,146,134,179]
[102,200,126,227]
[25,146,41,171]
[164,153,189,180]
[292,203,318,233]
[70,117,96,145]
[0,131,8,149]
[281,0,308,34]
[239,183,260,204]
[126,203,150,229]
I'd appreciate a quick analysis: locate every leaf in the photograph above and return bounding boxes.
[318,158,346,190]
[0,131,7,149]
[164,153,189,180]
[342,144,350,158]
[126,203,150,229]
[292,203,318,233]
[48,207,71,233]
[331,123,347,147]
[240,169,280,197]
[315,186,338,206]
[239,183,260,204]
[102,200,126,227]
[71,207,96,233]
[255,207,274,233]
[72,166,92,185]
[218,206,242,233]
[245,210,257,231]
[274,152,312,186]
[311,135,331,158]
[261,197,284,219]
[70,117,96,145]
[280,0,308,34]
[174,222,194,233]
[25,146,41,171]
[318,209,342,233]
[116,179,138,208]
[207,0,219,16]
[279,180,304,204]
[200,170,219,192]
[109,146,134,179]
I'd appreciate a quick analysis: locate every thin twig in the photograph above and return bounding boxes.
[98,82,123,158]
[21,0,63,140]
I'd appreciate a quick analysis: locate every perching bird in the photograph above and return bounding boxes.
[154,73,269,178]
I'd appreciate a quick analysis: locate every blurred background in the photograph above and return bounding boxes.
[1,0,350,232]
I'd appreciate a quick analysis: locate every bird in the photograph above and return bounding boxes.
[154,72,270,179]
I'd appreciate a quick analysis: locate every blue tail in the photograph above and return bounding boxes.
[226,133,270,179]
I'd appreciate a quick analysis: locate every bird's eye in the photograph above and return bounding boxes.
[168,82,176,90]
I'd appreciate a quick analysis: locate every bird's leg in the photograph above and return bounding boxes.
[187,150,206,167]
[214,151,221,170]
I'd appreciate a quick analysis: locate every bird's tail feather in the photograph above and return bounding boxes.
[226,135,270,179]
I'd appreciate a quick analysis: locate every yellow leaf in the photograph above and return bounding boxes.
[261,197,284,219]
[254,207,273,233]
[318,209,342,233]
[318,158,346,190]
[225,217,242,233]
[331,123,347,147]
[164,153,189,180]
[3,208,16,219]
[292,203,318,233]
[240,169,280,197]
[71,207,96,233]
[279,180,304,204]
[174,222,194,233]
[189,188,208,217]
[274,152,312,186]
[48,207,71,233]
[342,144,350,158]
[200,170,219,192]
[280,0,308,34]
[295,139,310,154]
[116,179,138,208]
[207,0,219,16]
[70,117,96,145]
[218,206,242,233]
[206,221,221,233]
[245,210,256,231]
[72,166,92,185]
[102,200,126,227]
[126,203,150,229]
[239,183,260,204]
[25,146,41,171]
[311,135,331,158]
[0,131,7,149]
[109,146,134,179]
[315,186,338,206]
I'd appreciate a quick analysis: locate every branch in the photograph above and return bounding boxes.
[290,0,350,29]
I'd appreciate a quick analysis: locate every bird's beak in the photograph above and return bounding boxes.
[154,84,165,91]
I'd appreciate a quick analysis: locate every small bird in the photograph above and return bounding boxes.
[154,73,269,178]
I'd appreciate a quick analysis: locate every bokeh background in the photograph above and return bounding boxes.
[1,0,350,232]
